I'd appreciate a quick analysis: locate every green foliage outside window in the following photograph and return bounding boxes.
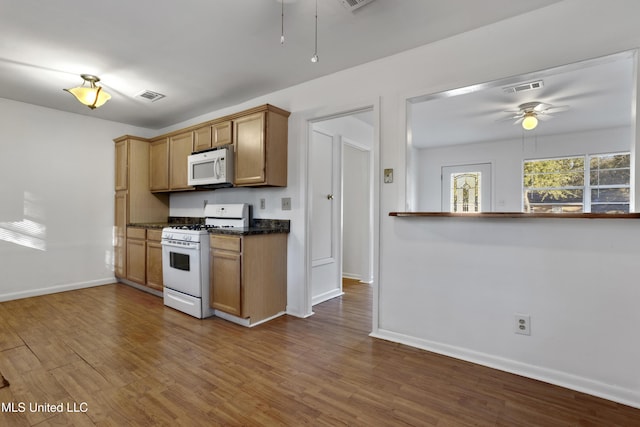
[523,153,630,213]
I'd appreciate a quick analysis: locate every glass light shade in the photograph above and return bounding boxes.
[65,86,111,109]
[522,113,538,130]
[64,75,111,109]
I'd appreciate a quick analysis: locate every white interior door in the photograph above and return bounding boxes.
[310,129,343,305]
[442,163,492,212]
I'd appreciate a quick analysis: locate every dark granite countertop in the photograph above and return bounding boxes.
[127,218,290,235]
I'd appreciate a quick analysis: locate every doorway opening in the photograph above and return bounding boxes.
[307,107,376,316]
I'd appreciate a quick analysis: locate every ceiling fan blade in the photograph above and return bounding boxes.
[496,113,523,122]
[543,105,570,114]
[530,102,552,112]
[514,117,524,125]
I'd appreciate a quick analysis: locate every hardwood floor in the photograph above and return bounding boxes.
[0,281,639,426]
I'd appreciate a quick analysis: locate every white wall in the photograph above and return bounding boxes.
[343,144,371,282]
[0,98,152,301]
[416,126,631,211]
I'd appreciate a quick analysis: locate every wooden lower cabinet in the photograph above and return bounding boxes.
[146,229,164,291]
[126,227,147,284]
[210,233,287,325]
[125,227,164,293]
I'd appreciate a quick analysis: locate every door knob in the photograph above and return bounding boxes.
[327,194,334,200]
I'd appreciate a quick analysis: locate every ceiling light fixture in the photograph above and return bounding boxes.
[311,0,319,62]
[64,74,111,110]
[522,112,538,130]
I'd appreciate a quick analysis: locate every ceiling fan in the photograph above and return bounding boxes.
[502,101,569,130]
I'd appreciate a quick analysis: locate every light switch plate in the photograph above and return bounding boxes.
[384,168,393,183]
[281,197,291,210]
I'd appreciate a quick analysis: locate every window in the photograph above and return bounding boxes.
[523,153,630,213]
[589,153,630,213]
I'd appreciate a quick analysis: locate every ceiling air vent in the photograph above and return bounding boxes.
[502,80,544,94]
[135,90,166,102]
[338,0,376,12]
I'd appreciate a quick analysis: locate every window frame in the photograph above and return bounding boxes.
[522,151,630,213]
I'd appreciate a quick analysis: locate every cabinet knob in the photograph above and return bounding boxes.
[327,194,334,200]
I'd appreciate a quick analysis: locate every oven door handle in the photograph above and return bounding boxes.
[161,241,200,250]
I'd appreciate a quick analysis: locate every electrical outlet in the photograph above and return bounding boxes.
[514,314,531,335]
[281,197,291,211]
[260,198,266,210]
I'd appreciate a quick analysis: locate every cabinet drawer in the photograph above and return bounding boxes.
[210,235,241,252]
[127,227,146,240]
[147,229,163,242]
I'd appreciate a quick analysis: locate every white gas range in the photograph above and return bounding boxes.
[161,203,250,318]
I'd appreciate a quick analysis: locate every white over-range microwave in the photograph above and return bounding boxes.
[187,147,234,188]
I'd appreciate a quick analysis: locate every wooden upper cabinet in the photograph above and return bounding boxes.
[145,104,288,192]
[169,132,194,191]
[115,139,128,191]
[150,132,195,192]
[194,121,232,153]
[234,107,289,187]
[193,126,212,152]
[234,112,265,186]
[212,121,232,148]
[149,138,169,192]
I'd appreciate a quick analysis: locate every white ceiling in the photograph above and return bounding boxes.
[409,51,635,149]
[0,0,560,129]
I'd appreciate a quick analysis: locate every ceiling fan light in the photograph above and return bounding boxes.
[522,113,538,130]
[64,74,111,109]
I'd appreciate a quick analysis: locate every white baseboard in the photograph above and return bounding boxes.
[117,279,163,297]
[343,273,373,284]
[371,328,640,410]
[312,289,344,306]
[213,310,286,328]
[0,278,115,302]
[286,307,314,318]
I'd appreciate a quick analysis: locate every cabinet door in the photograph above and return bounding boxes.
[149,138,169,192]
[193,126,212,152]
[126,238,146,284]
[169,132,194,190]
[210,249,242,316]
[234,112,265,186]
[114,191,128,278]
[115,140,128,191]
[212,121,232,148]
[146,240,163,291]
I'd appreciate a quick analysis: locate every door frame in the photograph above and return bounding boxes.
[303,99,381,332]
[441,162,493,212]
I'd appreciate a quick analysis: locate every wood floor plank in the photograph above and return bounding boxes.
[0,281,639,426]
